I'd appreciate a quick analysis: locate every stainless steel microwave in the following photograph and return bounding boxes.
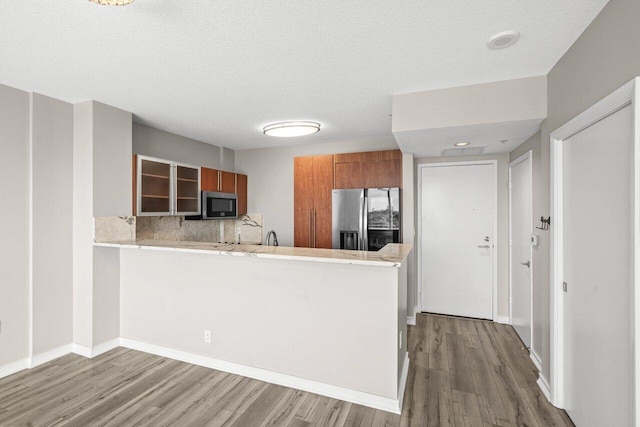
[202,191,237,219]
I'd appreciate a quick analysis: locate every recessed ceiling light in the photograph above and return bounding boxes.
[487,31,520,50]
[89,0,135,5]
[263,121,321,137]
[454,141,470,147]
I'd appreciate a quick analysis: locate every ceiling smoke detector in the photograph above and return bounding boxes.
[487,31,520,50]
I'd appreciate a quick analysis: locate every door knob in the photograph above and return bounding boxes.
[520,261,530,268]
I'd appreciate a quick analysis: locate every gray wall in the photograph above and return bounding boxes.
[0,84,30,366]
[133,123,234,170]
[93,102,132,217]
[31,93,74,355]
[414,153,511,320]
[234,137,399,247]
[528,0,640,385]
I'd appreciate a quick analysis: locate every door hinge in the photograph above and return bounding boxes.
[563,282,568,293]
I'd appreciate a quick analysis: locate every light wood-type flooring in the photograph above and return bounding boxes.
[0,313,574,426]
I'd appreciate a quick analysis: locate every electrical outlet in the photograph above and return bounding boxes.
[204,330,211,344]
[153,233,159,240]
[399,331,403,349]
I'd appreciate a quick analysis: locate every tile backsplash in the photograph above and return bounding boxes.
[94,214,263,244]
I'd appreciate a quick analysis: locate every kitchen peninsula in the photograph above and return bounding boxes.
[95,239,412,413]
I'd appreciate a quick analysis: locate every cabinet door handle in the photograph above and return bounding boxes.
[309,210,313,248]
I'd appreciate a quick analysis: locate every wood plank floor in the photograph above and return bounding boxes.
[0,314,574,426]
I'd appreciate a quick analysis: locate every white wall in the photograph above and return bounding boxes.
[235,137,399,246]
[73,101,132,349]
[0,84,30,366]
[414,153,510,320]
[401,153,417,319]
[120,248,405,399]
[392,76,547,133]
[93,102,132,217]
[133,123,234,171]
[31,93,74,355]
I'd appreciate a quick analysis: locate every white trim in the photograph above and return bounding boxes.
[494,315,510,324]
[537,374,552,402]
[72,344,92,358]
[90,338,121,358]
[417,160,499,320]
[550,77,639,424]
[0,358,30,380]
[530,348,543,372]
[406,305,418,325]
[30,344,74,368]
[508,150,534,351]
[120,338,403,414]
[27,93,34,362]
[397,352,410,411]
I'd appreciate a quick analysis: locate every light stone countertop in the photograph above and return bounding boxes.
[94,239,413,267]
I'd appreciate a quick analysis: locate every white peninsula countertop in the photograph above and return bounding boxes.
[95,239,412,267]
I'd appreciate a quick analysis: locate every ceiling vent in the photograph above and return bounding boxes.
[441,146,486,156]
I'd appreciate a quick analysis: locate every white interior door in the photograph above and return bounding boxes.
[420,163,494,319]
[509,153,532,348]
[563,104,633,427]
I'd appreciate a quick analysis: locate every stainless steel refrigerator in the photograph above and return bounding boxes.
[332,188,401,251]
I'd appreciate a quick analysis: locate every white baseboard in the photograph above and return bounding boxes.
[120,338,403,414]
[72,344,92,358]
[530,348,543,372]
[407,305,418,325]
[30,344,74,368]
[397,352,410,411]
[90,338,121,358]
[494,315,510,324]
[0,358,30,380]
[537,374,551,402]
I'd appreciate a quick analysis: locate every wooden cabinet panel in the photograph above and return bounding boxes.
[334,162,365,189]
[220,171,236,193]
[333,149,401,164]
[363,158,402,188]
[236,173,248,215]
[312,155,334,249]
[334,149,402,189]
[294,156,314,247]
[201,167,219,192]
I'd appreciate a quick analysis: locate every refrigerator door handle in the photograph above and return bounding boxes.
[362,192,368,251]
[358,192,364,250]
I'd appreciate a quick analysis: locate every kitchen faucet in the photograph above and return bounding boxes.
[265,230,278,247]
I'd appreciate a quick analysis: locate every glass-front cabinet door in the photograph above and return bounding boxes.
[137,155,201,216]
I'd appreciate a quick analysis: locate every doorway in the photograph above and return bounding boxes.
[550,78,639,426]
[509,151,533,349]
[418,161,497,320]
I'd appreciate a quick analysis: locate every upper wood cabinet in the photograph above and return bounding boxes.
[294,155,334,248]
[201,167,248,215]
[134,155,200,216]
[334,149,402,189]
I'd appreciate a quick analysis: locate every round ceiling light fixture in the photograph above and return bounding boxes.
[89,0,135,5]
[487,31,520,50]
[454,141,471,147]
[263,121,321,137]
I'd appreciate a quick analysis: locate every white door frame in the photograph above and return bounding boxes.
[508,151,534,352]
[550,77,640,425]
[417,160,498,321]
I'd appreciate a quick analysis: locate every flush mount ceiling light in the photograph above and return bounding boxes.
[454,141,470,147]
[487,31,520,50]
[263,121,321,137]
[89,0,135,5]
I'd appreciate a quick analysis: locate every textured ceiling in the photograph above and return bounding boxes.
[0,0,608,150]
